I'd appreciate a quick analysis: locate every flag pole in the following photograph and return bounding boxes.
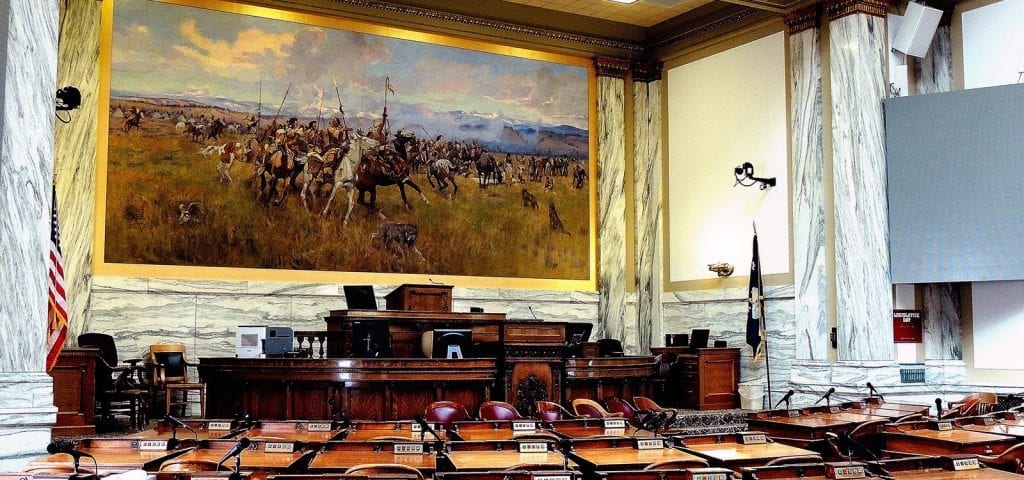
[756,222,773,408]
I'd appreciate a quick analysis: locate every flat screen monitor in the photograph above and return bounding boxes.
[344,286,377,310]
[430,328,472,359]
[565,322,593,347]
[351,321,392,358]
[689,329,710,350]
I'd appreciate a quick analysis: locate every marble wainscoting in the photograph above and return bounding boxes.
[85,276,600,360]
[661,285,797,401]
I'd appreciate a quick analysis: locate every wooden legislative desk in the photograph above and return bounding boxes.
[567,437,708,473]
[132,418,244,441]
[872,455,1024,479]
[547,419,657,439]
[440,440,568,472]
[882,422,1018,456]
[305,440,438,476]
[675,433,821,470]
[564,356,658,404]
[237,420,347,443]
[198,357,496,420]
[340,420,449,441]
[746,409,885,442]
[841,399,930,419]
[23,438,190,475]
[450,420,558,441]
[597,468,737,480]
[161,439,315,479]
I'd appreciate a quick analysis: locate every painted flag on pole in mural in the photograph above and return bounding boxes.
[46,186,68,371]
[745,228,766,361]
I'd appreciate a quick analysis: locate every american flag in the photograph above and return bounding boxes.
[46,186,68,371]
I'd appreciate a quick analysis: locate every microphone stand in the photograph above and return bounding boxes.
[229,454,242,480]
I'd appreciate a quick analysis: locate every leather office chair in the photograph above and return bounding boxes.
[77,333,148,430]
[536,401,576,422]
[158,459,221,473]
[603,397,638,423]
[633,396,666,412]
[979,442,1024,474]
[596,339,624,357]
[424,400,470,429]
[344,463,424,479]
[571,398,624,418]
[148,343,205,418]
[479,400,524,421]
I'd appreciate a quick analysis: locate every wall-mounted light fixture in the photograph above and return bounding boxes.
[733,162,776,190]
[708,262,734,277]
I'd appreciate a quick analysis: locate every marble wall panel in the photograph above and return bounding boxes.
[55,0,102,344]
[87,290,198,359]
[912,25,952,95]
[597,76,628,350]
[789,27,829,362]
[828,13,893,361]
[0,0,59,373]
[922,283,963,360]
[633,79,663,353]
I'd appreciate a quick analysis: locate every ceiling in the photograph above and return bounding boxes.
[501,0,716,28]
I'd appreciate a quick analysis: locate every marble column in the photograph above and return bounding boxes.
[786,7,829,362]
[0,0,60,468]
[826,0,894,361]
[631,61,662,353]
[911,25,952,95]
[56,0,103,343]
[594,57,629,351]
[922,283,962,360]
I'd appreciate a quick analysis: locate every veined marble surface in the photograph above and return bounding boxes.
[86,277,601,360]
[922,283,962,360]
[55,0,102,345]
[789,27,828,362]
[828,13,893,361]
[0,0,59,373]
[633,79,663,353]
[597,76,628,351]
[912,25,952,95]
[662,285,796,401]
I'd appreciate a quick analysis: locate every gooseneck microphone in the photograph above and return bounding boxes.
[774,389,795,409]
[815,387,836,407]
[47,439,98,474]
[867,382,884,401]
[328,398,351,429]
[166,414,199,443]
[216,437,251,471]
[935,398,944,419]
[413,414,443,443]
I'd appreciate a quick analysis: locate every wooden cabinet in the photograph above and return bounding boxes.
[676,347,740,410]
[49,347,99,435]
[384,284,453,312]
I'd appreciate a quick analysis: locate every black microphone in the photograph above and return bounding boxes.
[166,415,199,443]
[413,414,443,442]
[774,389,795,409]
[47,440,96,474]
[328,398,350,429]
[815,387,836,406]
[935,398,944,419]
[216,437,251,471]
[867,382,884,401]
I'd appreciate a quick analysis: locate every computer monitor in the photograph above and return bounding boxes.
[565,322,594,349]
[344,285,378,310]
[428,328,472,359]
[351,321,392,358]
[689,329,710,350]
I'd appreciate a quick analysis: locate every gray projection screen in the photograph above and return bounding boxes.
[885,83,1024,283]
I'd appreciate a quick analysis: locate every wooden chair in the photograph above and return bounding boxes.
[572,398,624,418]
[159,459,222,473]
[148,343,205,418]
[478,400,523,420]
[77,332,148,430]
[947,392,999,418]
[344,463,424,479]
[424,400,470,429]
[536,401,576,422]
[642,458,710,470]
[979,442,1024,473]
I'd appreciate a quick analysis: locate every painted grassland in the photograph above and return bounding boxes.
[103,109,591,280]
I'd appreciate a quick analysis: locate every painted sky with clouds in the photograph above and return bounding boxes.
[111,0,590,130]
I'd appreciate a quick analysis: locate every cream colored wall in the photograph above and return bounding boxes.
[665,30,790,285]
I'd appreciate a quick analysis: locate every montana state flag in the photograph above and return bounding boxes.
[745,231,765,361]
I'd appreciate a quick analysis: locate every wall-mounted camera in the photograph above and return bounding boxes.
[733,162,776,190]
[56,86,81,112]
